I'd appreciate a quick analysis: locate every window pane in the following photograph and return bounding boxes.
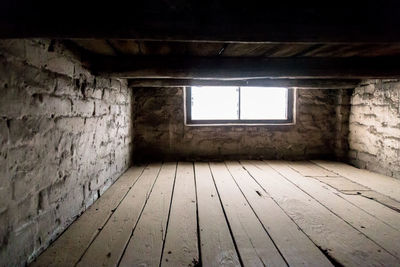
[240,87,288,120]
[191,86,239,120]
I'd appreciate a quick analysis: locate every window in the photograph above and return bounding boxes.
[185,86,294,125]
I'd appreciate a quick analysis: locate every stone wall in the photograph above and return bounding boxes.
[0,40,133,266]
[133,87,349,161]
[334,89,353,160]
[348,79,400,179]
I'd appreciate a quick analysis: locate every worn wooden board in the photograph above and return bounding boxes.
[225,161,332,267]
[108,40,140,55]
[31,165,146,267]
[73,39,117,56]
[242,160,399,266]
[269,161,400,260]
[312,160,400,202]
[76,163,162,267]
[340,193,400,231]
[288,161,339,177]
[312,176,370,191]
[194,162,240,267]
[209,162,286,267]
[343,190,400,212]
[161,162,199,267]
[119,162,177,267]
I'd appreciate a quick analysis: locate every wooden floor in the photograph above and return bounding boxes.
[31,161,400,267]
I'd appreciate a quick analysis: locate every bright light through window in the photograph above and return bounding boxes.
[188,86,292,124]
[191,87,238,120]
[240,87,287,120]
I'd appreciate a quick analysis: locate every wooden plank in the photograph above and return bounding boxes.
[222,43,276,57]
[268,44,317,57]
[76,163,162,267]
[95,55,400,79]
[268,161,400,260]
[309,171,400,211]
[312,176,370,191]
[93,56,400,79]
[107,40,140,55]
[186,43,225,57]
[312,160,400,202]
[73,40,117,56]
[3,4,400,43]
[288,161,339,177]
[241,160,399,266]
[340,193,400,231]
[119,162,177,267]
[225,161,332,267]
[31,165,146,267]
[209,162,286,266]
[161,162,198,266]
[128,78,360,89]
[194,162,240,267]
[343,190,400,213]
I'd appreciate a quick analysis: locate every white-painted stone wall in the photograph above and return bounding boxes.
[0,39,133,266]
[349,79,400,179]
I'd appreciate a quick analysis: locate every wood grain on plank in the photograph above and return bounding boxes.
[312,176,370,191]
[311,175,400,212]
[269,161,400,260]
[226,161,332,267]
[76,163,162,267]
[161,162,198,267]
[242,160,399,266]
[209,162,287,267]
[312,160,400,202]
[340,193,400,231]
[31,165,146,267]
[344,190,400,212]
[119,162,177,267]
[194,162,240,267]
[288,161,339,177]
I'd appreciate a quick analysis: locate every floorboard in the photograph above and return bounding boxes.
[288,161,338,177]
[312,160,400,202]
[160,162,198,267]
[32,160,400,267]
[274,161,400,260]
[243,160,399,266]
[194,162,240,267]
[119,162,177,267]
[76,163,162,267]
[226,161,332,267]
[30,165,146,267]
[210,162,287,266]
[339,193,400,231]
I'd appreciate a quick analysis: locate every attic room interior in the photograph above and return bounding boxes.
[1,1,400,266]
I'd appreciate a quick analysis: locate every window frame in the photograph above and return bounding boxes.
[185,86,295,126]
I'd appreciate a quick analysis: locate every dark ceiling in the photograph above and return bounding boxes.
[2,1,400,88]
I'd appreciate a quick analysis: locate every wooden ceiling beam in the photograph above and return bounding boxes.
[128,78,360,89]
[2,2,400,43]
[92,56,400,79]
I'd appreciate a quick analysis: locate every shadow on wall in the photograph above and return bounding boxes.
[132,87,351,162]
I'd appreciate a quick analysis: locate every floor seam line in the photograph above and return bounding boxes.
[116,162,164,267]
[266,161,400,261]
[158,162,178,267]
[73,164,148,267]
[208,161,244,267]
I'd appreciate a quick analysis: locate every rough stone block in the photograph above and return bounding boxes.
[72,99,94,117]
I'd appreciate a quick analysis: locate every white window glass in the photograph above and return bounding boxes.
[191,86,239,120]
[240,87,287,120]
